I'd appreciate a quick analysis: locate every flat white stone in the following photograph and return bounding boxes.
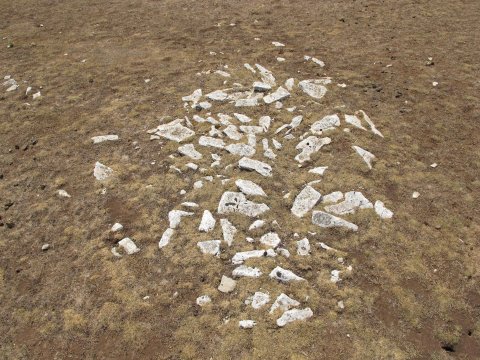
[374,200,394,219]
[311,57,325,67]
[324,191,373,215]
[93,162,113,180]
[276,247,291,258]
[6,84,18,92]
[285,78,295,90]
[322,191,344,204]
[57,189,71,198]
[236,179,267,197]
[234,113,252,123]
[412,191,420,199]
[118,237,140,255]
[199,210,216,232]
[197,240,221,255]
[312,211,358,231]
[240,125,264,134]
[296,238,310,256]
[247,134,256,148]
[308,167,328,176]
[178,143,202,160]
[291,185,322,217]
[272,41,285,47]
[259,116,271,131]
[196,295,211,306]
[269,266,305,282]
[269,293,300,313]
[217,113,233,125]
[223,125,243,140]
[169,210,194,229]
[345,114,367,130]
[272,139,282,149]
[33,91,41,99]
[264,86,290,104]
[91,135,119,144]
[206,90,228,101]
[235,97,259,107]
[239,320,256,329]
[330,270,341,283]
[298,80,327,99]
[277,308,313,327]
[226,143,255,157]
[253,82,271,92]
[220,218,237,246]
[232,249,276,265]
[154,121,195,142]
[277,57,285,62]
[182,88,202,102]
[199,136,225,149]
[246,292,270,309]
[158,228,174,248]
[352,145,375,169]
[255,64,276,86]
[259,232,281,247]
[233,265,262,278]
[244,63,256,73]
[215,70,231,77]
[218,191,269,217]
[218,275,236,293]
[356,110,383,137]
[111,223,123,232]
[238,157,272,177]
[186,163,198,171]
[295,136,331,163]
[249,220,265,230]
[311,114,340,134]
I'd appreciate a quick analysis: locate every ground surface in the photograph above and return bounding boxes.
[1,0,480,359]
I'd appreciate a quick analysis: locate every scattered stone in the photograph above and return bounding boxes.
[269,293,300,313]
[118,237,140,255]
[153,120,195,142]
[215,70,231,77]
[223,125,243,140]
[259,232,281,247]
[253,82,271,92]
[158,228,174,248]
[324,191,372,215]
[236,179,267,197]
[196,295,212,306]
[199,210,216,232]
[169,210,194,229]
[295,136,331,163]
[330,270,341,283]
[296,238,310,256]
[218,191,270,217]
[291,185,322,218]
[312,211,358,231]
[374,200,394,219]
[199,136,225,149]
[249,220,265,231]
[93,162,113,180]
[197,240,221,255]
[232,249,276,265]
[238,157,272,177]
[272,41,285,47]
[220,218,237,246]
[239,320,256,329]
[264,86,290,104]
[246,292,270,309]
[277,308,313,327]
[206,90,228,101]
[234,113,252,123]
[345,114,367,131]
[269,266,305,282]
[233,265,262,278]
[412,191,420,199]
[111,223,123,232]
[285,78,295,91]
[41,244,50,251]
[244,63,256,73]
[181,202,199,208]
[226,143,255,157]
[352,146,375,169]
[430,163,438,168]
[178,143,203,160]
[218,275,237,293]
[91,135,119,144]
[309,166,328,175]
[311,57,325,67]
[355,110,383,137]
[322,191,343,204]
[255,64,276,86]
[299,80,327,99]
[311,114,340,134]
[57,189,71,198]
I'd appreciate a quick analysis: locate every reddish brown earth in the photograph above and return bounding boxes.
[1,0,479,359]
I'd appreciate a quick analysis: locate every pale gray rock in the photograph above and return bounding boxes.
[374,200,394,219]
[196,295,212,306]
[232,265,262,278]
[178,143,202,160]
[277,308,313,327]
[206,90,228,101]
[226,143,255,157]
[356,110,384,137]
[118,237,140,255]
[220,218,237,246]
[199,210,216,232]
[296,238,311,256]
[232,249,276,265]
[312,211,358,231]
[352,145,375,169]
[169,210,194,229]
[308,166,328,175]
[197,240,221,255]
[324,191,372,215]
[269,293,300,313]
[158,228,174,248]
[322,191,343,204]
[223,125,243,140]
[154,120,195,142]
[111,223,123,232]
[264,86,290,104]
[245,292,270,309]
[253,82,271,92]
[182,88,202,103]
[234,113,252,123]
[218,191,269,217]
[236,179,267,196]
[199,136,225,149]
[269,266,305,282]
[310,114,340,134]
[238,157,272,177]
[259,232,281,247]
[291,185,321,217]
[295,136,331,163]
[93,162,113,180]
[255,64,276,86]
[248,220,265,231]
[91,135,119,144]
[298,80,327,99]
[239,320,256,329]
[218,275,236,293]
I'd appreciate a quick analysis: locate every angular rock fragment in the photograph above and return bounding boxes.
[374,200,394,219]
[308,166,328,175]
[233,265,262,278]
[277,308,313,327]
[324,191,373,215]
[57,189,71,198]
[239,320,256,329]
[345,114,367,130]
[118,237,140,255]
[158,228,174,248]
[255,64,276,86]
[259,116,271,131]
[269,293,300,313]
[259,232,281,248]
[232,249,276,265]
[321,191,343,204]
[218,191,269,217]
[330,270,341,283]
[220,218,237,246]
[218,275,236,293]
[199,210,216,232]
[291,185,321,217]
[238,157,272,177]
[91,135,119,144]
[168,210,193,229]
[111,223,123,232]
[196,295,211,306]
[310,114,340,134]
[298,80,327,99]
[272,41,285,47]
[295,136,331,163]
[178,143,202,160]
[197,240,221,255]
[249,220,265,231]
[296,238,310,256]
[264,86,290,104]
[199,136,225,149]
[236,179,267,197]
[240,125,264,135]
[154,120,195,142]
[226,143,256,157]
[246,292,270,309]
[284,78,295,91]
[269,266,305,282]
[93,162,113,180]
[356,110,383,137]
[312,211,358,231]
[253,82,272,92]
[352,145,375,169]
[206,90,228,101]
[181,202,199,208]
[244,63,256,73]
[214,70,231,78]
[223,125,243,140]
[234,113,252,123]
[182,88,202,103]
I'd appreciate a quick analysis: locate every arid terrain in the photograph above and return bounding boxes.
[1,0,479,359]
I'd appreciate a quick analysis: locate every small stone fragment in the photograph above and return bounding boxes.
[269,293,300,313]
[197,240,221,255]
[312,211,358,231]
[196,295,212,306]
[264,87,290,104]
[324,191,372,215]
[199,136,225,149]
[310,114,340,134]
[220,218,237,246]
[291,185,321,217]
[93,162,113,180]
[41,244,50,251]
[91,135,119,144]
[158,228,174,248]
[295,137,331,163]
[352,146,375,169]
[218,275,237,293]
[178,143,202,160]
[246,292,270,309]
[232,249,276,265]
[226,143,256,157]
[296,238,310,256]
[232,265,262,278]
[322,191,343,204]
[249,220,265,230]
[277,308,313,327]
[309,166,328,175]
[169,210,194,229]
[218,191,269,217]
[298,80,327,99]
[111,223,123,232]
[199,210,216,232]
[269,266,305,282]
[239,320,256,329]
[259,232,281,247]
[118,237,140,255]
[57,189,71,198]
[374,200,394,219]
[236,179,267,197]
[238,157,272,177]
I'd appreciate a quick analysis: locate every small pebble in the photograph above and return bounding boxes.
[412,191,420,199]
[41,244,50,251]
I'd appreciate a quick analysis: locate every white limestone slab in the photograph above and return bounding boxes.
[199,136,225,149]
[352,145,375,169]
[291,185,321,217]
[158,228,174,248]
[118,237,140,255]
[269,266,305,282]
[277,308,313,327]
[298,80,327,99]
[310,114,340,134]
[197,240,221,255]
[178,143,202,160]
[169,210,194,229]
[199,210,216,232]
[92,135,119,144]
[312,211,358,231]
[233,265,262,278]
[374,200,394,219]
[226,143,256,157]
[295,136,331,163]
[218,191,269,217]
[259,232,281,247]
[264,86,290,104]
[269,293,300,313]
[220,218,237,246]
[236,179,267,197]
[324,191,373,215]
[93,162,113,180]
[238,157,272,177]
[232,249,276,265]
[296,238,310,256]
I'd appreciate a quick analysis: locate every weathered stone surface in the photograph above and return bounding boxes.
[168,210,193,229]
[277,308,313,327]
[220,218,237,246]
[239,320,256,329]
[91,135,119,144]
[238,157,272,177]
[310,114,340,134]
[196,295,211,306]
[223,125,243,140]
[299,80,327,99]
[158,228,174,248]
[296,238,310,256]
[118,237,140,255]
[218,275,236,293]
[264,86,290,104]
[154,120,195,142]
[232,249,276,265]
[226,143,255,157]
[245,292,270,309]
[178,143,202,160]
[324,191,372,215]
[199,210,216,232]
[199,136,225,149]
[206,90,228,101]
[269,293,300,313]
[352,145,375,169]
[295,137,331,163]
[93,162,113,180]
[322,191,343,204]
[232,265,262,278]
[218,191,269,217]
[312,211,358,231]
[197,240,221,255]
[374,200,394,219]
[269,266,305,282]
[255,64,276,86]
[235,179,267,197]
[291,185,321,217]
[259,232,281,247]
